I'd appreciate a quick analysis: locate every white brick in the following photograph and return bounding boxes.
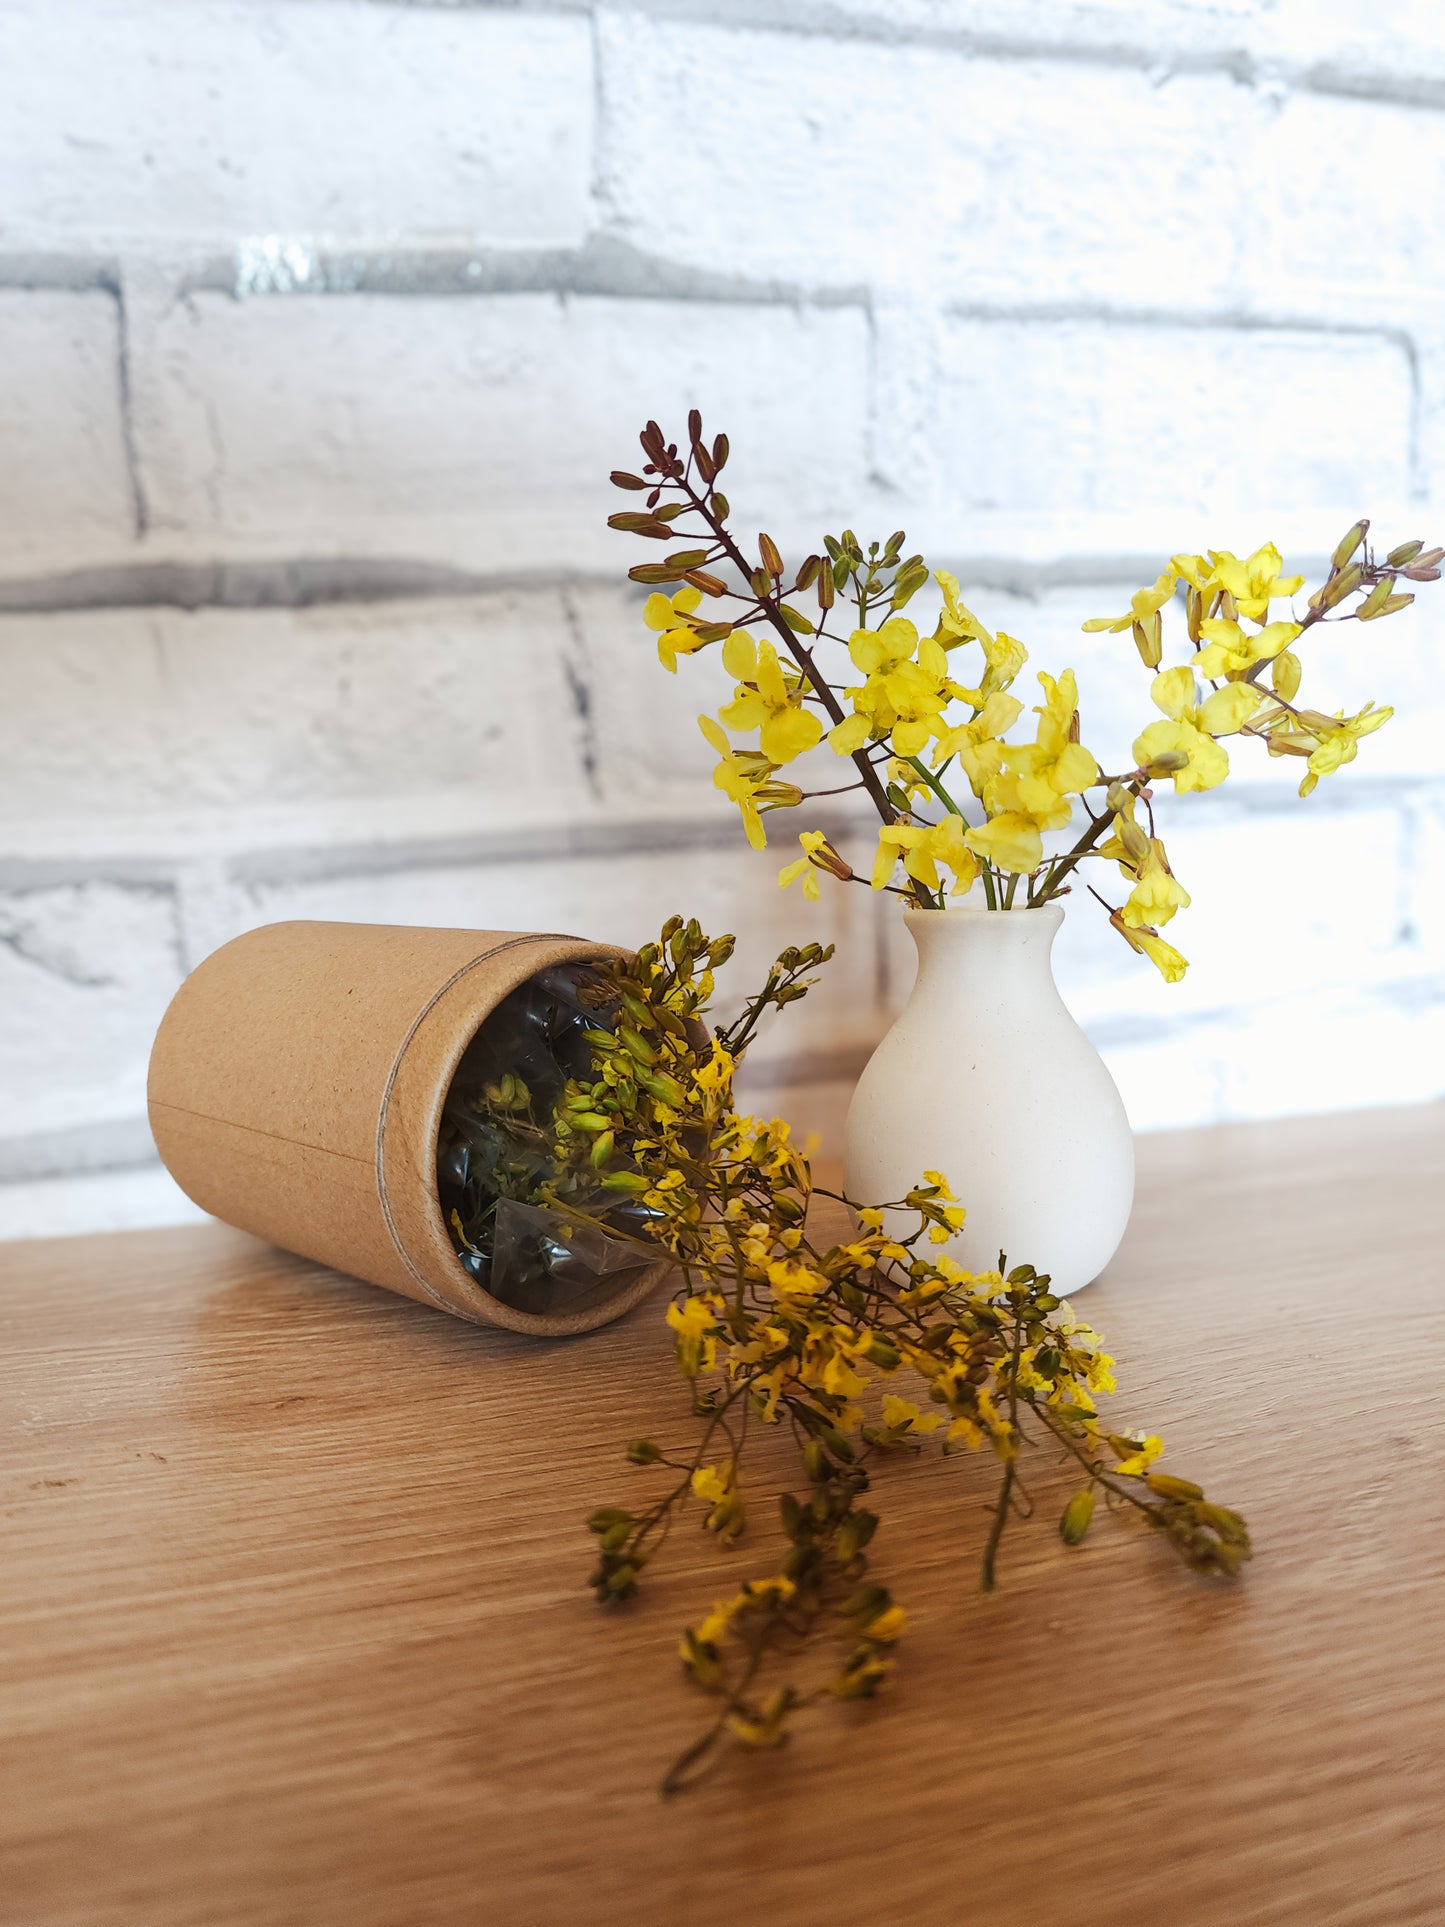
[139,293,870,562]
[1252,92,1445,311]
[0,883,183,1140]
[0,292,133,563]
[904,320,1413,522]
[598,16,1255,303]
[0,2,593,251]
[0,595,595,834]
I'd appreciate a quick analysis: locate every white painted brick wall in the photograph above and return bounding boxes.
[1,0,1442,1241]
[0,2,594,251]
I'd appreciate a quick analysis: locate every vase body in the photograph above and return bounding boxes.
[843,905,1133,1296]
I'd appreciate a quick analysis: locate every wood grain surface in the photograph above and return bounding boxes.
[3,1104,1444,1927]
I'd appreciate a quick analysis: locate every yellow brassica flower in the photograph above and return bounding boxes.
[1297,702,1393,798]
[931,690,1023,793]
[644,585,704,672]
[1121,844,1191,929]
[963,811,1043,875]
[691,1464,730,1505]
[1149,664,1262,740]
[1133,718,1229,793]
[778,830,828,900]
[718,632,824,765]
[1194,617,1300,681]
[1111,912,1189,982]
[697,715,771,849]
[839,618,954,756]
[934,570,1028,697]
[1081,569,1177,636]
[880,1394,943,1435]
[667,1293,719,1376]
[1112,1433,1165,1477]
[871,815,978,895]
[969,672,1097,860]
[1174,543,1304,620]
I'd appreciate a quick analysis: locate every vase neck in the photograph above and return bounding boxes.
[902,906,1065,1017]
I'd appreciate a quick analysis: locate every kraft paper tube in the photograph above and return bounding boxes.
[147,921,673,1337]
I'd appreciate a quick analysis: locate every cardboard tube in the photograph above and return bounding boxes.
[147,921,672,1337]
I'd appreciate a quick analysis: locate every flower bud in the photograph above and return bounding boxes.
[1356,575,1396,618]
[1386,538,1423,567]
[1132,613,1163,667]
[1263,730,1314,758]
[1322,562,1363,608]
[1331,519,1368,569]
[810,836,855,881]
[1118,818,1150,862]
[1358,590,1415,622]
[1060,1489,1096,1544]
[1145,1472,1204,1502]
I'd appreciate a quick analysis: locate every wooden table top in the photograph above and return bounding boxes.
[3,1103,1444,1927]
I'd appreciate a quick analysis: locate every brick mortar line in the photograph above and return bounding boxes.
[0,545,1406,614]
[371,0,1445,115]
[5,242,1441,337]
[1,776,1441,894]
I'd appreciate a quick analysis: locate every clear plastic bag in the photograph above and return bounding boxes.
[437,962,662,1317]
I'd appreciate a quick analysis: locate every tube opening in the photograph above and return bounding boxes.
[437,961,664,1318]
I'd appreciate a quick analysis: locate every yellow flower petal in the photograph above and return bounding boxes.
[760,704,824,765]
[721,629,758,679]
[891,717,933,757]
[1197,681,1262,737]
[964,813,1043,875]
[829,712,872,755]
[1151,665,1197,721]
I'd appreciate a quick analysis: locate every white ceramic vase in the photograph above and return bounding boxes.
[843,904,1134,1296]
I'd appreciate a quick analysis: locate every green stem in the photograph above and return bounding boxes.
[903,754,968,823]
[981,1312,1026,1591]
[672,473,899,832]
[1031,781,1140,906]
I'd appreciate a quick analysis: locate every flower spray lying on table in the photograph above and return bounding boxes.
[446,920,1249,1793]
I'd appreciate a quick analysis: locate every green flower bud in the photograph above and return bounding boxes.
[1060,1489,1096,1544]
